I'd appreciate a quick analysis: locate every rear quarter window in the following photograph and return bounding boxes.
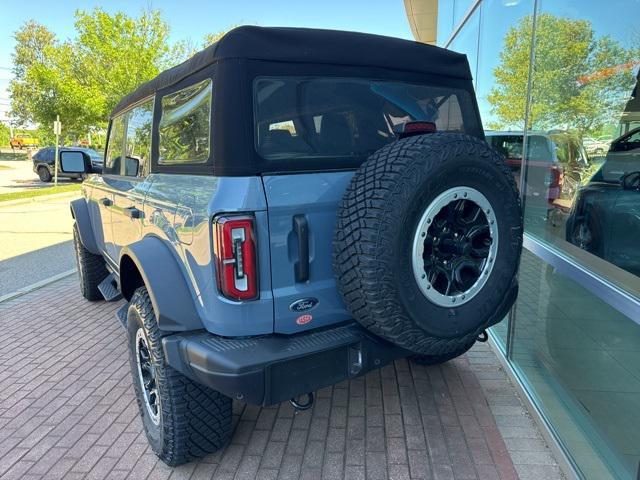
[254,76,479,162]
[158,78,212,165]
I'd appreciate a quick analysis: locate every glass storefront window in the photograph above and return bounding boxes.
[436,0,455,45]
[453,0,474,28]
[509,0,640,478]
[475,0,534,130]
[443,0,640,477]
[447,7,480,87]
[520,0,640,288]
[512,251,640,479]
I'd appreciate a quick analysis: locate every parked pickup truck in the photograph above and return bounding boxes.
[63,26,523,466]
[10,133,38,149]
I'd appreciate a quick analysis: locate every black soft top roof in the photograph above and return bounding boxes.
[112,26,472,116]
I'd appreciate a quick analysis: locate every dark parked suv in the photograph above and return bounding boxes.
[566,127,640,275]
[63,27,523,466]
[33,146,103,182]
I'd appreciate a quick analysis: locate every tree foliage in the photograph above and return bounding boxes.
[8,9,200,139]
[0,123,10,147]
[488,13,638,134]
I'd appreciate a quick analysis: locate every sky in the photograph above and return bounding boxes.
[0,0,414,124]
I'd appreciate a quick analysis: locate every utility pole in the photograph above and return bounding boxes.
[53,115,61,187]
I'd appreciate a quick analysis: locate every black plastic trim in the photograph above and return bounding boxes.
[293,215,309,282]
[70,198,100,255]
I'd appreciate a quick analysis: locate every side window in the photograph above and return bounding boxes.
[104,116,125,175]
[124,98,154,177]
[158,78,212,165]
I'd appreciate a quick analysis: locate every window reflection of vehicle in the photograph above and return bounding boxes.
[583,136,611,156]
[486,132,563,206]
[566,127,640,276]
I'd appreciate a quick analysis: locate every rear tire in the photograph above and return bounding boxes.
[127,287,232,466]
[38,166,52,182]
[73,223,107,301]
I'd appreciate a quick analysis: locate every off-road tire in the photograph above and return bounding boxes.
[334,133,522,355]
[409,339,475,366]
[127,287,232,466]
[73,223,107,301]
[38,166,52,182]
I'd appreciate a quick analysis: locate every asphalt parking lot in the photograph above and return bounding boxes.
[0,275,563,480]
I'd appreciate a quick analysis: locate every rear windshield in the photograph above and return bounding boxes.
[487,135,555,163]
[254,76,479,161]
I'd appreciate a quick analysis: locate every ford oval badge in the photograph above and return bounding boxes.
[289,298,319,312]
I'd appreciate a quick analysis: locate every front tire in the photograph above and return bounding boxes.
[127,287,232,466]
[73,223,107,301]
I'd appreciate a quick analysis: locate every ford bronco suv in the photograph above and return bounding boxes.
[63,26,522,466]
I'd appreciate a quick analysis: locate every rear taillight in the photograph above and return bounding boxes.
[214,215,258,301]
[395,121,437,139]
[545,166,563,187]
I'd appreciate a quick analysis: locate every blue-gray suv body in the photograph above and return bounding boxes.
[67,26,522,466]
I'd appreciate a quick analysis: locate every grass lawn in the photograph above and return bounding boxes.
[0,151,29,162]
[0,183,81,203]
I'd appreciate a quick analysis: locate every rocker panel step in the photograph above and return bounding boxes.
[98,274,123,302]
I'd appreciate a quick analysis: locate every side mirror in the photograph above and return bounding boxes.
[124,156,139,176]
[59,151,89,174]
[621,171,640,191]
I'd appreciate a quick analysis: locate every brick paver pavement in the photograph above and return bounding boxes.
[0,276,563,480]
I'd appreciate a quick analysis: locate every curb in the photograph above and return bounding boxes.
[0,269,77,304]
[0,191,81,208]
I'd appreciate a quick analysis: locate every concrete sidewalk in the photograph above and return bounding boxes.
[0,277,563,480]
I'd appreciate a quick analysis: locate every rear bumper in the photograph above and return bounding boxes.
[162,322,410,406]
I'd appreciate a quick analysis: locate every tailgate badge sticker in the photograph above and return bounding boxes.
[296,314,313,325]
[289,298,319,312]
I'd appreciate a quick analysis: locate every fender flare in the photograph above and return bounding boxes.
[70,198,100,255]
[120,237,203,332]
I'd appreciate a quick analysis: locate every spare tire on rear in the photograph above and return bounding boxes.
[333,133,522,355]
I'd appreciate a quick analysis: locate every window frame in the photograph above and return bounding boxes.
[104,95,155,179]
[151,69,215,175]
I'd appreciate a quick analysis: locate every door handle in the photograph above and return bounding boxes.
[293,214,309,282]
[100,197,112,207]
[124,207,143,219]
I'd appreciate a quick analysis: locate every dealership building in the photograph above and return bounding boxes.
[404,0,640,478]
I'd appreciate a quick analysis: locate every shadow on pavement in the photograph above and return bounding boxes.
[0,240,75,297]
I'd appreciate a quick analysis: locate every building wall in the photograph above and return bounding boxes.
[406,1,640,479]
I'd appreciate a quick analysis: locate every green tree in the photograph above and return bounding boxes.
[0,123,10,147]
[8,20,56,128]
[488,13,637,134]
[9,9,180,138]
